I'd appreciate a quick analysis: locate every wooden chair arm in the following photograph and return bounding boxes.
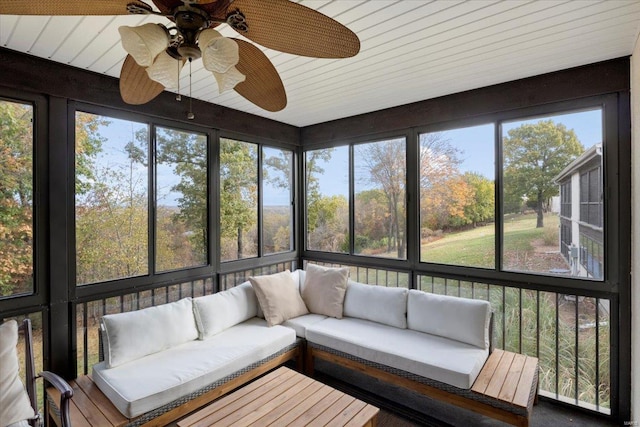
[40,371,73,427]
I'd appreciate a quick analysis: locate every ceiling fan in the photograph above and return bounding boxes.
[0,0,360,114]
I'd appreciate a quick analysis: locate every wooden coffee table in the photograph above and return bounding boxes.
[177,367,379,426]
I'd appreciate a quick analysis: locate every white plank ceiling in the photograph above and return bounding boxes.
[2,0,640,127]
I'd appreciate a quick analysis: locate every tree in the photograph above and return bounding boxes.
[357,140,406,258]
[0,101,33,296]
[463,172,495,227]
[305,148,334,234]
[503,120,583,227]
[419,132,463,231]
[220,139,258,260]
[155,128,208,263]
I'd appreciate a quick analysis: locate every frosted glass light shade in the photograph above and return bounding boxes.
[198,29,239,74]
[213,66,246,93]
[119,24,168,67]
[146,51,183,89]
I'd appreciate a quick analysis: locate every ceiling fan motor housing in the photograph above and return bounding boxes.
[173,5,210,60]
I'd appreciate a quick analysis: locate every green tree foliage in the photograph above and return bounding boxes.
[307,195,349,252]
[75,118,149,284]
[155,128,208,267]
[220,139,257,260]
[503,120,584,227]
[0,101,33,296]
[462,172,495,227]
[305,148,334,235]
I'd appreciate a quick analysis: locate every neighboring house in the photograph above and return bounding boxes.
[554,144,603,280]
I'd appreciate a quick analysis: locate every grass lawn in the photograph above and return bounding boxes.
[421,213,562,270]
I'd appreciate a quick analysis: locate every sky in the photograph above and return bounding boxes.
[84,107,603,207]
[310,108,603,197]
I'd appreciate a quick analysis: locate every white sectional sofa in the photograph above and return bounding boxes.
[92,266,493,426]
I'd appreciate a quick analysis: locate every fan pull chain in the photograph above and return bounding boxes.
[187,59,195,120]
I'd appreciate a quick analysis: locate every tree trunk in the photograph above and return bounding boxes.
[536,190,544,228]
[237,226,243,258]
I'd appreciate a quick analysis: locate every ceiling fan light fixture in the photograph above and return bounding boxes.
[198,29,240,74]
[213,66,246,94]
[146,50,183,89]
[119,23,169,68]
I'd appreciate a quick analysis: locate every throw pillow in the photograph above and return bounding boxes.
[302,263,349,318]
[249,270,308,326]
[0,320,35,427]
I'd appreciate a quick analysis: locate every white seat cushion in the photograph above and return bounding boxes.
[306,317,488,389]
[282,313,328,338]
[93,318,296,418]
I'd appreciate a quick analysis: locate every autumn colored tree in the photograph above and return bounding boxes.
[356,139,406,258]
[503,120,583,227]
[419,132,463,230]
[0,101,33,296]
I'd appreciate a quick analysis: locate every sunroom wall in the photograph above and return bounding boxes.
[630,34,640,421]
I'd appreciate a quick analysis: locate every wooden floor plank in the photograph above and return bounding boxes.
[498,353,527,403]
[485,351,515,398]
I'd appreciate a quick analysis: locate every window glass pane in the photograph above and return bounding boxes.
[220,138,257,261]
[306,146,349,252]
[75,112,148,285]
[354,138,406,259]
[263,147,293,255]
[155,127,208,272]
[0,99,33,297]
[420,124,495,268]
[502,109,603,280]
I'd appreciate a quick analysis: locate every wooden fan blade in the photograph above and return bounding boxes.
[0,0,148,15]
[120,55,165,105]
[234,39,286,112]
[227,0,360,58]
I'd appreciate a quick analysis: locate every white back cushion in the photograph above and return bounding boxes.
[407,290,491,349]
[101,298,198,368]
[343,281,408,329]
[193,282,258,339]
[0,320,35,426]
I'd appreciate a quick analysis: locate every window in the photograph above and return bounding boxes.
[75,112,149,285]
[305,146,349,253]
[262,147,294,255]
[220,138,258,261]
[580,166,602,227]
[354,138,406,259]
[0,99,34,298]
[419,124,495,268]
[155,126,208,272]
[502,109,603,279]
